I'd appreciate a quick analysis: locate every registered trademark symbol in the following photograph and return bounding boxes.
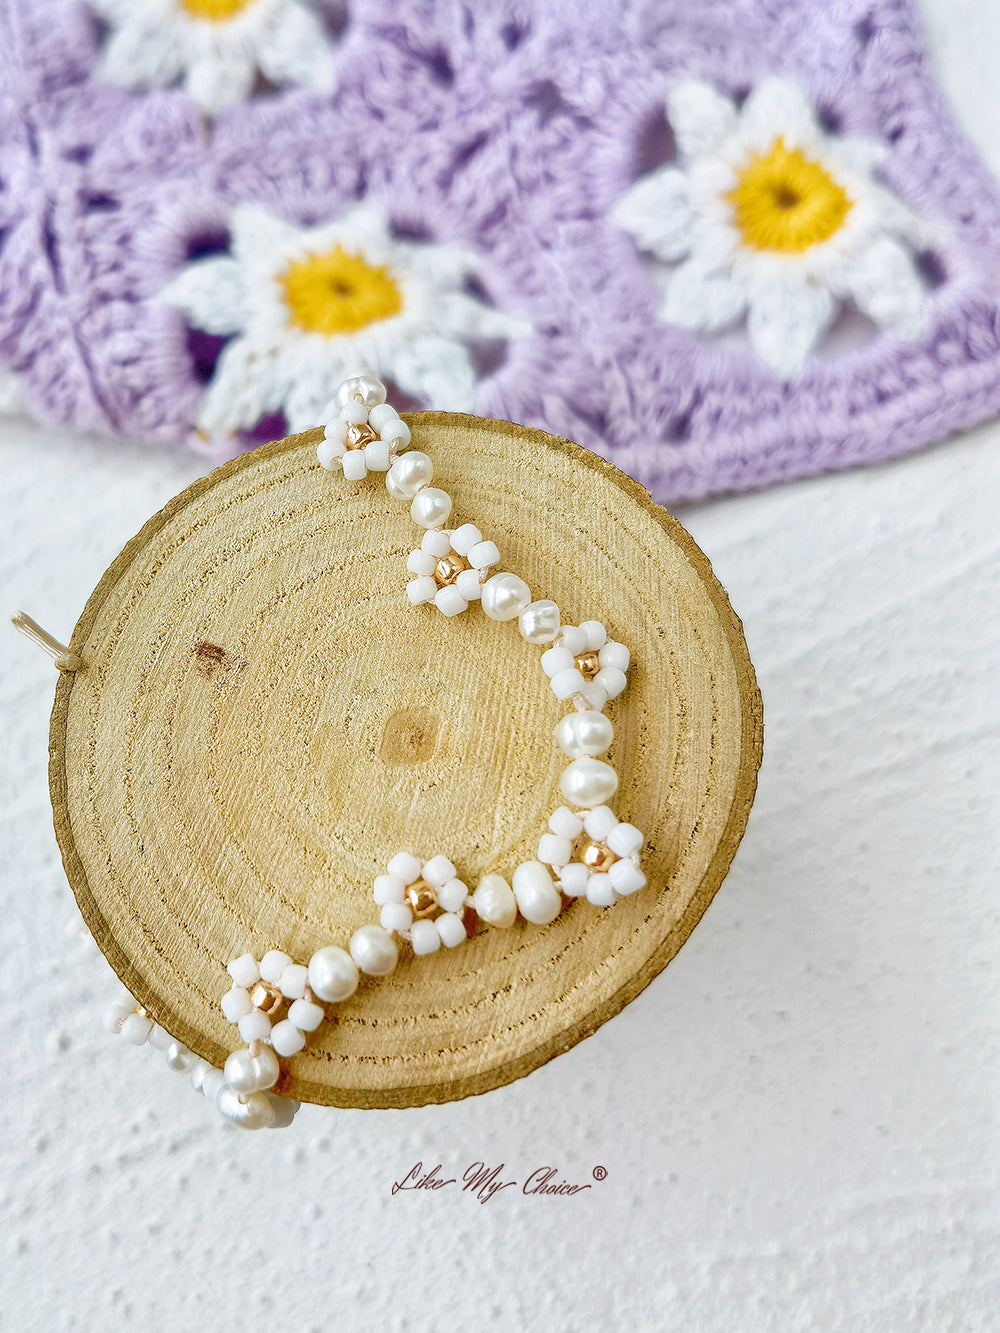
[592,1165,607,1181]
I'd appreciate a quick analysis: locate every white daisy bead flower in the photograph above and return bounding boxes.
[538,806,646,908]
[162,202,528,440]
[540,620,630,713]
[373,852,471,955]
[406,523,502,616]
[613,76,937,379]
[316,370,412,481]
[222,949,324,1058]
[89,0,338,117]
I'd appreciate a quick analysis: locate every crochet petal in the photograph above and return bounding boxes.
[229,204,304,276]
[387,337,477,411]
[161,257,247,334]
[665,80,737,159]
[661,258,746,333]
[255,2,337,94]
[432,292,529,341]
[195,337,284,434]
[833,235,928,341]
[184,50,257,116]
[97,15,184,89]
[613,167,694,262]
[746,278,834,380]
[736,76,819,155]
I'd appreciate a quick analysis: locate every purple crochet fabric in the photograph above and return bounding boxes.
[3,0,1000,503]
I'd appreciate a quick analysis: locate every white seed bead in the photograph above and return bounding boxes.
[323,418,348,445]
[551,666,586,700]
[364,440,391,472]
[380,417,410,449]
[148,1023,172,1051]
[407,549,436,576]
[350,925,398,976]
[548,806,584,838]
[121,1012,152,1046]
[560,758,618,808]
[473,874,517,928]
[481,572,530,621]
[518,600,560,644]
[374,874,407,905]
[556,710,614,758]
[288,998,324,1033]
[410,918,440,956]
[574,680,608,712]
[201,1067,227,1102]
[579,620,607,650]
[599,641,630,672]
[223,1047,260,1094]
[436,913,467,947]
[260,950,292,984]
[386,451,433,500]
[368,402,398,433]
[538,833,572,865]
[339,399,369,425]
[557,626,587,655]
[308,946,359,1003]
[407,576,437,606]
[342,450,367,482]
[437,878,468,913]
[455,568,483,600]
[411,487,452,529]
[607,823,644,858]
[279,964,308,1000]
[335,369,386,409]
[227,953,260,988]
[238,1009,271,1044]
[586,874,616,907]
[559,863,589,896]
[608,859,646,895]
[190,1059,212,1092]
[421,529,450,556]
[541,646,574,677]
[450,523,482,555]
[102,997,134,1033]
[512,861,562,925]
[468,540,500,570]
[221,986,252,1022]
[584,805,619,841]
[594,665,627,700]
[381,902,413,933]
[317,436,346,469]
[270,1019,307,1058]
[434,584,468,617]
[216,1086,276,1130]
[423,854,457,887]
[388,851,423,883]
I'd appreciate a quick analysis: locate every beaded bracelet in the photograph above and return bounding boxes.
[103,370,648,1130]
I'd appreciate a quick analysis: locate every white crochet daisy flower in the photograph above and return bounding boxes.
[90,0,337,115]
[162,203,526,437]
[614,76,936,379]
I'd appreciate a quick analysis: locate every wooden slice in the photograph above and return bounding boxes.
[49,413,763,1108]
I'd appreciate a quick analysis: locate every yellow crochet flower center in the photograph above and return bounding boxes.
[177,0,256,20]
[281,246,403,335]
[728,137,853,253]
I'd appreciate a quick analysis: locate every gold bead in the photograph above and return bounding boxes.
[433,553,469,587]
[574,650,601,680]
[250,981,283,1015]
[406,879,439,918]
[345,422,378,450]
[580,839,616,871]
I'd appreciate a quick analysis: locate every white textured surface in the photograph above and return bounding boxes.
[3,8,1000,1329]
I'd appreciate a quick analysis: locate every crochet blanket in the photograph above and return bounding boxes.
[3,0,1000,503]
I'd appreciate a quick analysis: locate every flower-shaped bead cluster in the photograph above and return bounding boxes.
[373,853,471,955]
[538,805,646,907]
[316,373,412,482]
[222,950,325,1058]
[406,523,501,615]
[541,621,630,713]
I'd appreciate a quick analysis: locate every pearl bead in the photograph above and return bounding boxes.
[270,1019,306,1058]
[410,918,440,956]
[472,875,516,928]
[386,452,432,500]
[268,1095,299,1129]
[350,925,398,976]
[436,913,467,947]
[607,822,643,857]
[216,1085,275,1130]
[518,600,561,644]
[201,1067,226,1101]
[423,855,457,887]
[189,1059,212,1092]
[410,487,452,530]
[556,710,614,758]
[223,1047,259,1094]
[481,572,530,621]
[512,861,562,925]
[388,851,422,882]
[559,757,618,808]
[335,369,386,409]
[288,998,324,1032]
[227,953,260,988]
[148,1023,172,1050]
[308,945,359,1002]
[164,1040,195,1072]
[538,833,572,865]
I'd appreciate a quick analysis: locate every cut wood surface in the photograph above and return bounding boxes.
[49,413,763,1108]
